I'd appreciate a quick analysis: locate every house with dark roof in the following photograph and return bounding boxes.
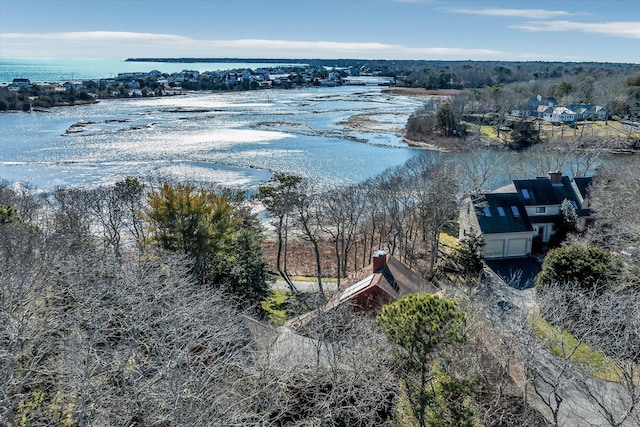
[12,78,31,88]
[286,251,440,331]
[511,95,558,118]
[566,104,611,121]
[459,172,592,259]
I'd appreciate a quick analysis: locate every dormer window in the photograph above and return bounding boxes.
[511,206,520,217]
[535,206,546,214]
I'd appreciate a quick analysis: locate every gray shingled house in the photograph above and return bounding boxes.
[459,172,592,259]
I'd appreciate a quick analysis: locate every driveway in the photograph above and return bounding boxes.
[485,257,542,289]
[484,264,637,426]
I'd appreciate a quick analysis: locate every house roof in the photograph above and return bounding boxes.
[573,176,592,200]
[552,106,576,115]
[330,254,438,308]
[514,179,560,205]
[567,104,595,113]
[572,176,593,216]
[244,315,336,369]
[513,176,581,206]
[473,193,533,234]
[285,253,439,331]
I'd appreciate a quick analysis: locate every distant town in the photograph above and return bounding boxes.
[1,63,394,111]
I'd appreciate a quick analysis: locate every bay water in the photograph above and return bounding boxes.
[1,84,426,190]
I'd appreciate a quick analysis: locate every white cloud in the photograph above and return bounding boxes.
[393,0,434,3]
[2,31,191,42]
[0,31,507,60]
[510,20,640,39]
[0,30,614,61]
[451,8,578,19]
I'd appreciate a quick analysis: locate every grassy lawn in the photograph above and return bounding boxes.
[532,316,621,382]
[470,120,639,145]
[289,275,337,283]
[440,224,460,254]
[463,121,507,145]
[261,290,292,326]
[539,120,640,141]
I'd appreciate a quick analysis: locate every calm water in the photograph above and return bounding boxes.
[0,57,308,83]
[0,85,426,190]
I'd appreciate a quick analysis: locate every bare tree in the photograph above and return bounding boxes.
[410,158,459,278]
[535,281,640,426]
[588,160,640,270]
[293,181,327,295]
[255,174,303,291]
[321,184,366,286]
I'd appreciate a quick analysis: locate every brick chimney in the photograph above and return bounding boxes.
[373,250,387,272]
[549,170,562,184]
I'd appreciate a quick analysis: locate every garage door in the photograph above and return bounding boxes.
[507,238,528,257]
[484,239,505,258]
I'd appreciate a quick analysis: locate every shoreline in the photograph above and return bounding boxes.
[4,84,637,155]
[381,87,460,97]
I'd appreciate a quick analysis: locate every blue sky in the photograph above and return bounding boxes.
[0,0,638,63]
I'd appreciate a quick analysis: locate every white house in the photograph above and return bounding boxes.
[63,81,84,92]
[566,104,611,121]
[543,106,576,123]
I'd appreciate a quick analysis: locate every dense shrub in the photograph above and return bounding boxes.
[536,245,621,292]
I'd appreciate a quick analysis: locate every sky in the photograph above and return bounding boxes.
[0,0,638,63]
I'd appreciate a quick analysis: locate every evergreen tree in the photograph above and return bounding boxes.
[453,233,485,281]
[147,183,270,310]
[536,245,620,293]
[377,294,469,427]
[436,102,456,137]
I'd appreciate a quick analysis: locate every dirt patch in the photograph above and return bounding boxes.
[404,135,475,152]
[335,112,405,134]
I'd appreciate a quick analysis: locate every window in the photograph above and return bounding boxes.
[522,189,531,199]
[511,206,520,217]
[535,206,546,214]
[497,207,505,216]
[483,207,491,217]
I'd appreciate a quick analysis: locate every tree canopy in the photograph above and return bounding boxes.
[146,182,270,309]
[378,294,468,427]
[435,102,456,137]
[536,245,620,292]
